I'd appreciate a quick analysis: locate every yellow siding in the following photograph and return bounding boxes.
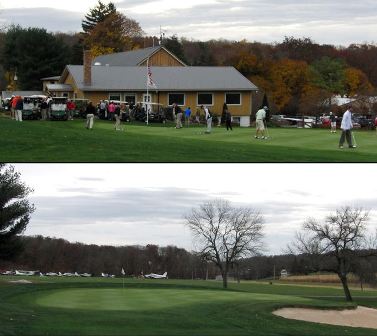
[158,91,252,116]
[139,49,184,67]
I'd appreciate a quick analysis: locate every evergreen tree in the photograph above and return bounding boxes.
[0,164,35,260]
[163,35,187,63]
[82,0,116,33]
[1,25,71,90]
[310,56,346,96]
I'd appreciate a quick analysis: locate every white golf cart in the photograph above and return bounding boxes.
[22,95,47,120]
[50,97,68,120]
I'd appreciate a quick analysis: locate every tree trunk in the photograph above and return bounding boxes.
[339,274,353,301]
[222,270,228,289]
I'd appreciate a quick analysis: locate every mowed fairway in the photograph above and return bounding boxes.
[1,277,377,336]
[1,116,377,162]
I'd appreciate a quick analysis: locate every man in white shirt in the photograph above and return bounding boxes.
[339,105,356,149]
[255,106,268,139]
[201,105,212,133]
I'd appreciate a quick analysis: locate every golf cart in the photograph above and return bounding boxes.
[71,99,89,118]
[135,102,165,123]
[50,97,68,120]
[113,101,131,122]
[22,95,46,120]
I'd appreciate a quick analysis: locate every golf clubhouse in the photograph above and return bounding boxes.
[46,46,258,126]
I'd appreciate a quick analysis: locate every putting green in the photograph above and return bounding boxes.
[35,288,310,311]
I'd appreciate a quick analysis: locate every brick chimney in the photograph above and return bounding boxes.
[83,50,92,86]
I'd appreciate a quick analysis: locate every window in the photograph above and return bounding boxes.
[168,93,185,106]
[109,93,121,101]
[225,93,241,105]
[197,93,213,106]
[124,94,136,105]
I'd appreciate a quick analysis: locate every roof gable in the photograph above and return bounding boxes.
[93,46,186,67]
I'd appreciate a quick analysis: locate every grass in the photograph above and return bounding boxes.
[1,276,377,335]
[1,114,377,162]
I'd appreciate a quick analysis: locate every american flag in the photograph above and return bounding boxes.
[147,63,157,89]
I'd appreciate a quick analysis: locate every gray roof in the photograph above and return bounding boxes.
[41,76,60,81]
[1,91,45,99]
[67,65,258,92]
[93,46,162,66]
[46,83,73,91]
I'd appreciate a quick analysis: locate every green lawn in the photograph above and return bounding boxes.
[1,115,377,162]
[1,276,377,335]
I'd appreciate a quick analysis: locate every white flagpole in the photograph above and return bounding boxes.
[146,59,149,125]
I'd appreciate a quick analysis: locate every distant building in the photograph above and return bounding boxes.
[280,269,288,278]
[45,46,258,127]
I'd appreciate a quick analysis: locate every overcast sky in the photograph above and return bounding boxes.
[12,164,377,255]
[1,0,377,45]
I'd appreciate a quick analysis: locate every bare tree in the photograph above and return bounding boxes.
[185,199,264,288]
[289,206,373,301]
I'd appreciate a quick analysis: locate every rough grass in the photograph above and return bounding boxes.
[1,115,377,162]
[1,276,377,335]
[280,273,360,284]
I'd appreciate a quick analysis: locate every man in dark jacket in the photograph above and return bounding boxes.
[85,101,96,129]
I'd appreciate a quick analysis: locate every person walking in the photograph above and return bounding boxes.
[329,112,337,133]
[339,105,356,149]
[201,105,212,133]
[85,101,96,130]
[114,104,123,131]
[173,103,183,129]
[255,106,268,139]
[184,106,191,127]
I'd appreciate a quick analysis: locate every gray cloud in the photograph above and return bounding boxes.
[1,1,377,45]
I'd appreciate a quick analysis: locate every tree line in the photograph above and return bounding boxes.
[1,1,377,115]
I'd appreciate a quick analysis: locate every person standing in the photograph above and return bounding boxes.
[66,100,76,120]
[255,106,268,139]
[374,115,377,135]
[108,101,115,121]
[40,98,48,120]
[329,112,337,133]
[201,105,212,133]
[15,96,23,122]
[9,95,15,119]
[195,107,201,125]
[85,101,96,130]
[225,106,232,131]
[184,106,191,127]
[339,105,356,148]
[173,103,182,129]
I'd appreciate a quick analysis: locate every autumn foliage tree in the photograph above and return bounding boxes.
[84,12,144,57]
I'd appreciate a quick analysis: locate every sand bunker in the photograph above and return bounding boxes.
[9,279,33,284]
[273,306,377,329]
